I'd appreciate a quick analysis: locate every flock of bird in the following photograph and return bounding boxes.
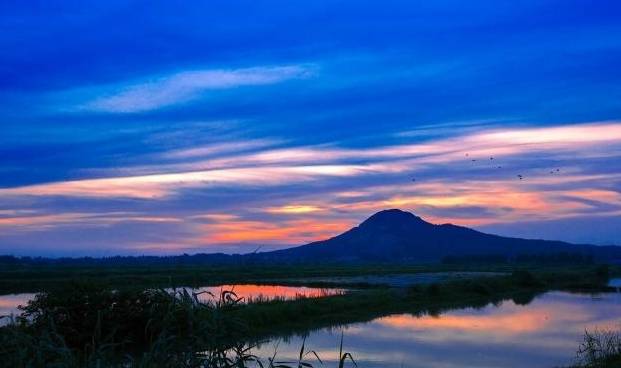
[411,153,561,182]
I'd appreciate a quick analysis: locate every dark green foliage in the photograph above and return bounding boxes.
[442,254,509,264]
[426,283,441,296]
[0,263,515,294]
[511,270,543,288]
[0,284,252,367]
[0,284,363,368]
[595,265,610,280]
[513,252,595,265]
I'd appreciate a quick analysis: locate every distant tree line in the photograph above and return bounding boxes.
[442,252,595,265]
[0,253,244,267]
[0,250,606,268]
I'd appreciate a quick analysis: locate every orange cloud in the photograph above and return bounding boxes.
[264,205,324,214]
[201,219,350,244]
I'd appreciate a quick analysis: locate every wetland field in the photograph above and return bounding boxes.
[1,263,620,367]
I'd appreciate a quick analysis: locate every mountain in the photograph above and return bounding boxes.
[4,209,619,266]
[262,209,621,263]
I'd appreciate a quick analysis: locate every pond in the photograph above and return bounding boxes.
[252,291,621,368]
[174,284,345,303]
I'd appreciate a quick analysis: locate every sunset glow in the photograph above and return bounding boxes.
[2,1,620,255]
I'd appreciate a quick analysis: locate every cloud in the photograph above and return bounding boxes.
[0,164,369,199]
[1,120,621,252]
[76,65,315,113]
[2,121,620,206]
[0,211,182,232]
[264,205,324,214]
[162,139,281,160]
[200,218,349,245]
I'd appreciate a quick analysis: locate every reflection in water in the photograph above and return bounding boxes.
[0,293,36,326]
[2,288,620,366]
[253,292,621,368]
[184,284,345,303]
[608,278,621,289]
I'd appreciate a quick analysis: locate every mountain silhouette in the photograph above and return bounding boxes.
[5,209,617,266]
[263,209,621,262]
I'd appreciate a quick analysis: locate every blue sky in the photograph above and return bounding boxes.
[1,1,621,256]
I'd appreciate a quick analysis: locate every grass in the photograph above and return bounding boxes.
[0,262,523,294]
[0,284,362,368]
[0,266,614,367]
[569,328,621,367]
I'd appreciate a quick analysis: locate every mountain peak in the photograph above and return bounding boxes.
[359,209,429,228]
[266,208,612,263]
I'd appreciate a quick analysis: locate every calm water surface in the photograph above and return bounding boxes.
[1,284,620,366]
[253,291,621,368]
[608,277,621,288]
[177,284,345,303]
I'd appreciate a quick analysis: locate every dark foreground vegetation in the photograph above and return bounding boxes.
[570,328,621,367]
[0,266,614,367]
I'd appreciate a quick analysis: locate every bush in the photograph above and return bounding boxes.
[573,328,621,367]
[0,282,251,367]
[511,270,543,288]
[426,283,441,296]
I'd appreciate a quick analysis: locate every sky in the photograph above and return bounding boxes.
[1,1,621,256]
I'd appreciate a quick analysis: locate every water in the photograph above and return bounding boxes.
[173,284,345,303]
[0,284,343,324]
[608,277,621,288]
[2,286,620,366]
[253,291,621,368]
[0,292,36,326]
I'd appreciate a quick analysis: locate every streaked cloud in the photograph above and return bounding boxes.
[264,205,325,214]
[3,120,619,253]
[0,164,369,199]
[3,121,618,200]
[76,65,315,113]
[0,211,182,232]
[3,1,621,256]
[162,139,281,160]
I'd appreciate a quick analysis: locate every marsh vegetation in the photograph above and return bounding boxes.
[0,265,618,367]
